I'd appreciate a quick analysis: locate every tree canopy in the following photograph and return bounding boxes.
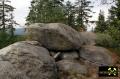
[26,0,65,25]
[95,10,107,33]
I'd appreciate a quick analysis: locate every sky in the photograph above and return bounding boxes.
[10,0,32,27]
[9,0,114,29]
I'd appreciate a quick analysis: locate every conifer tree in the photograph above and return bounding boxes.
[0,0,17,36]
[95,10,107,32]
[75,0,93,31]
[26,0,65,25]
[108,0,120,29]
[106,0,120,44]
[64,1,75,27]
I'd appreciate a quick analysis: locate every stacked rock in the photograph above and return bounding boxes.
[0,23,118,79]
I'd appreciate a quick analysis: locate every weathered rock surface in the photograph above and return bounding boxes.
[62,51,79,60]
[80,32,96,45]
[57,60,88,79]
[0,41,57,79]
[26,23,83,51]
[79,45,114,65]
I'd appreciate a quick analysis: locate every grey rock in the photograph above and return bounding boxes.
[62,51,78,60]
[57,60,87,75]
[26,23,83,51]
[80,45,113,65]
[19,41,42,46]
[80,32,96,45]
[0,61,29,79]
[0,41,57,79]
[57,60,88,79]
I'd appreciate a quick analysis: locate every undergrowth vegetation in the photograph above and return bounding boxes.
[95,33,120,56]
[0,31,26,49]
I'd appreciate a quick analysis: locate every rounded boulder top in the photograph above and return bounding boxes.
[26,23,84,51]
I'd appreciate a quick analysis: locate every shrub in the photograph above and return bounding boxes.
[0,31,26,49]
[95,33,117,48]
[105,26,120,46]
[0,31,10,48]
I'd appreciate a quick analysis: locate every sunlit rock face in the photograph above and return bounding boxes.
[0,41,58,79]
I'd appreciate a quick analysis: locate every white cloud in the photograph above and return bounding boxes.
[10,0,32,27]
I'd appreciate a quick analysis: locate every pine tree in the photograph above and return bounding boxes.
[26,0,65,25]
[108,0,120,29]
[106,0,120,44]
[75,0,93,31]
[0,0,17,36]
[95,10,107,33]
[64,1,75,27]
[101,0,115,4]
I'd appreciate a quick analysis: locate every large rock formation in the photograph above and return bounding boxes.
[26,23,83,51]
[0,23,119,79]
[0,41,57,79]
